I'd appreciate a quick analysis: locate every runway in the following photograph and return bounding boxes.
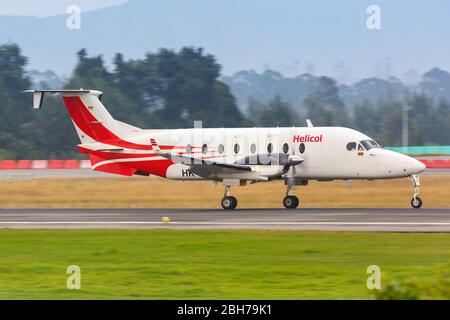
[0,168,448,180]
[0,208,450,231]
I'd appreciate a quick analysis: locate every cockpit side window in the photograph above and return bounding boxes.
[346,142,357,151]
[370,140,382,148]
[360,140,372,150]
[358,143,365,151]
[360,139,382,150]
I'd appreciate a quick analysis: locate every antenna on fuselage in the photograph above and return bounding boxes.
[306,119,314,127]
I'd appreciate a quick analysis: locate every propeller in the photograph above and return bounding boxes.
[282,154,304,187]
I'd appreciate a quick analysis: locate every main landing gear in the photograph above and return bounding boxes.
[410,174,423,209]
[283,185,299,209]
[221,186,237,210]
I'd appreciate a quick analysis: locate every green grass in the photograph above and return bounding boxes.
[0,229,449,299]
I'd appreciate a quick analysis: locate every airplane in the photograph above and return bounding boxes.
[23,89,426,210]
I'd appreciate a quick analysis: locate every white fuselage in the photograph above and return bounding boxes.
[114,126,426,182]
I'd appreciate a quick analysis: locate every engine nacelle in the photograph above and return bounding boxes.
[255,165,285,178]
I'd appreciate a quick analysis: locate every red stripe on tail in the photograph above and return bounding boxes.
[62,96,151,150]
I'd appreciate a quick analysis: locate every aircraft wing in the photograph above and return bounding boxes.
[169,153,254,178]
[149,138,253,177]
[166,153,253,173]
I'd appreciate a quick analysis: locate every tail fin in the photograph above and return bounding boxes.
[23,89,141,144]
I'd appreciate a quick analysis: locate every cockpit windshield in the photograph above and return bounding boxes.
[359,139,382,150]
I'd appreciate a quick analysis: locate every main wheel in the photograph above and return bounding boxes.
[221,196,237,210]
[283,195,299,209]
[411,196,423,209]
[229,196,237,209]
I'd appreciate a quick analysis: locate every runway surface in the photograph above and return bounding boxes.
[0,208,450,231]
[0,168,448,180]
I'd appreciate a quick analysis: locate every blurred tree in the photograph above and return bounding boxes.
[435,99,450,145]
[0,44,37,159]
[405,94,432,146]
[353,99,381,138]
[114,47,246,128]
[378,100,403,146]
[246,97,264,126]
[259,96,300,127]
[0,43,449,159]
[303,76,350,126]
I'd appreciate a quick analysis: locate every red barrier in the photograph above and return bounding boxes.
[0,160,88,169]
[0,160,16,169]
[48,160,64,169]
[31,160,49,169]
[418,159,450,168]
[430,159,450,168]
[79,160,91,169]
[16,160,32,169]
[1,158,448,170]
[63,160,79,169]
[418,159,432,167]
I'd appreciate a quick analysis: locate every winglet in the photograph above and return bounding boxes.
[33,91,44,109]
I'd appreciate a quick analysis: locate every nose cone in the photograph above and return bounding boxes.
[413,158,427,174]
[403,156,426,174]
[381,150,427,177]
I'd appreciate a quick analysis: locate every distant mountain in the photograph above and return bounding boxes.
[222,68,450,112]
[338,77,409,108]
[27,70,67,90]
[419,68,450,103]
[24,64,450,114]
[221,70,321,112]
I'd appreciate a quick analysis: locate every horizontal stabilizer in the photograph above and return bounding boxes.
[89,154,136,176]
[22,89,102,109]
[78,143,124,152]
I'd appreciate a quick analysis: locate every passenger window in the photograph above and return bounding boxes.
[282,143,289,153]
[267,143,273,154]
[346,142,356,151]
[250,143,256,154]
[299,143,305,154]
[234,143,240,154]
[218,144,224,154]
[202,144,208,154]
[186,144,192,154]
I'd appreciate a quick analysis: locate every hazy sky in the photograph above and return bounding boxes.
[1,0,449,83]
[0,0,128,17]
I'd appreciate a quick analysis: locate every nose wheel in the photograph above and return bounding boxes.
[283,185,300,209]
[221,186,237,210]
[411,196,422,209]
[410,174,423,209]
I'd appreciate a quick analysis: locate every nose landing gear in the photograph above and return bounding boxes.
[283,185,299,209]
[410,174,423,209]
[221,186,237,210]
